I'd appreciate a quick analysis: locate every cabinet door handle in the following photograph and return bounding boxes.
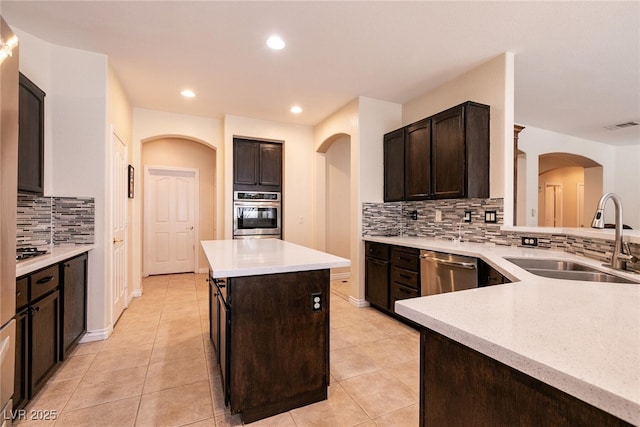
[16,290,22,297]
[64,263,70,268]
[36,275,54,285]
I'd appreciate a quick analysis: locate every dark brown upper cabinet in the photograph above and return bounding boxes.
[233,138,282,192]
[383,129,405,202]
[404,118,432,200]
[18,73,46,195]
[383,101,489,202]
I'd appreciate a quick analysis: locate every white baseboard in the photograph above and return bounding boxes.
[330,272,350,281]
[349,296,370,308]
[197,267,209,274]
[78,326,113,343]
[131,288,143,298]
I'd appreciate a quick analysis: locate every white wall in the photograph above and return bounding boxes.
[223,114,315,246]
[614,144,640,229]
[132,108,223,292]
[15,28,111,337]
[517,125,619,227]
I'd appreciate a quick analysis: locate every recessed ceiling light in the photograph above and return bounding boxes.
[180,89,195,98]
[266,35,285,50]
[290,105,302,114]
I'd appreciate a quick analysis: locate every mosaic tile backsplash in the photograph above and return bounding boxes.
[17,194,95,249]
[362,198,640,271]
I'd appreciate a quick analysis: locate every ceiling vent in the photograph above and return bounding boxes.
[605,121,639,130]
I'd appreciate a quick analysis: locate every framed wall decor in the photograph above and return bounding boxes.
[128,165,134,198]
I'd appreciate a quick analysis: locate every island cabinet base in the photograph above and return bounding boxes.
[220,269,330,424]
[420,329,632,427]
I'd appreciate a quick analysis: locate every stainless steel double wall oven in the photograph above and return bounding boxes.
[233,191,281,239]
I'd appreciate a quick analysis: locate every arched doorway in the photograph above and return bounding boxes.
[538,153,602,227]
[317,133,352,291]
[141,136,217,275]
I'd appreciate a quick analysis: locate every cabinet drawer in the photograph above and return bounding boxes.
[365,242,390,260]
[30,265,59,301]
[16,277,29,310]
[390,266,419,289]
[390,282,419,310]
[391,247,419,271]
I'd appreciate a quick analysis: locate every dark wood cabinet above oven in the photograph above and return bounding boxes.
[233,138,282,192]
[18,73,46,195]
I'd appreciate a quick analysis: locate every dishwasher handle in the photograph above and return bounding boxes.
[420,254,477,270]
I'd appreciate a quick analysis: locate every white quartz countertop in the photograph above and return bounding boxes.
[16,244,94,278]
[201,239,350,279]
[367,236,640,425]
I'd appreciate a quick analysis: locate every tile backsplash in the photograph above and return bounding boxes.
[362,198,640,271]
[17,194,95,249]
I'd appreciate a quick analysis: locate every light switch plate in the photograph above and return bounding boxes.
[464,211,472,223]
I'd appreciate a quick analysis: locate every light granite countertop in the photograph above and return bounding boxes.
[366,236,640,425]
[16,244,94,278]
[201,239,350,279]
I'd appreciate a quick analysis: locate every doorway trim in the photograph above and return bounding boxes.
[143,165,200,276]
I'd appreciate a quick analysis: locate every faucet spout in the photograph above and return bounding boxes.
[591,193,630,270]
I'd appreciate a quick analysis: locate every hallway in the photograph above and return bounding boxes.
[17,274,419,426]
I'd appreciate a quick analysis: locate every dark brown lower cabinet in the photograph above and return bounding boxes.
[14,252,88,412]
[420,328,632,427]
[14,290,60,410]
[13,309,28,410]
[210,269,329,424]
[30,291,60,396]
[60,253,88,359]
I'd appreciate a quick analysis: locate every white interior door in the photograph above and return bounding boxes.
[544,183,562,227]
[145,167,197,275]
[111,129,128,324]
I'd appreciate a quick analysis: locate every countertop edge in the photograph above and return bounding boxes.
[201,239,351,279]
[367,236,639,425]
[394,301,639,425]
[16,244,94,277]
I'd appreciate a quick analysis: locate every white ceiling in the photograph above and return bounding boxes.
[2,1,639,145]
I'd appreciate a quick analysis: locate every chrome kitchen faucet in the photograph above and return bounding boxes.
[591,193,637,271]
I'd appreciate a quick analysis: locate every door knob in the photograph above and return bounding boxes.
[113,238,123,244]
[187,226,194,230]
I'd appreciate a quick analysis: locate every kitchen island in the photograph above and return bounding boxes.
[370,236,640,426]
[201,239,350,424]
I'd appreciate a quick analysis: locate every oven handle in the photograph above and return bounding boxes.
[233,201,281,208]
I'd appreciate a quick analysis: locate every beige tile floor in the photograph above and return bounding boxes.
[17,273,420,426]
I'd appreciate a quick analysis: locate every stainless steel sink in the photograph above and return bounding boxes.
[505,257,638,284]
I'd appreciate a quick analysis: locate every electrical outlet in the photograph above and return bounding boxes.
[435,209,442,222]
[410,210,418,220]
[464,211,472,223]
[311,293,322,312]
[484,210,497,223]
[521,236,538,247]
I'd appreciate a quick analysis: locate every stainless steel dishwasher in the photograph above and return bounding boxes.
[420,250,478,296]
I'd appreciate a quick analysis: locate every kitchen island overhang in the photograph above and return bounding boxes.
[201,239,350,423]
